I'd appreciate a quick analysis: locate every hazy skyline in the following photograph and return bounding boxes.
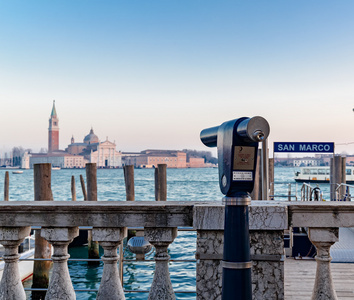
[1,1,354,156]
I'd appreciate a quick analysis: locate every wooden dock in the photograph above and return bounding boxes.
[285,258,354,299]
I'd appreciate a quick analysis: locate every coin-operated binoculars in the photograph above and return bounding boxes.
[200,116,270,300]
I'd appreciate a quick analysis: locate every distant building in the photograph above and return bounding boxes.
[66,129,122,168]
[27,152,85,169]
[187,157,205,168]
[90,140,122,167]
[122,150,206,168]
[23,101,122,168]
[123,150,186,168]
[293,159,319,167]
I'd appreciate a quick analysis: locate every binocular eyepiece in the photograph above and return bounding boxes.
[200,116,270,196]
[200,116,269,147]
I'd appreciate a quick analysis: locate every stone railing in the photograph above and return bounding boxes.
[0,200,353,300]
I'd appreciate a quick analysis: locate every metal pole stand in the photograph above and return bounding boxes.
[222,194,252,300]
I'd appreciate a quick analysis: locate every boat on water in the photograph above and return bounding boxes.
[12,170,23,174]
[52,167,61,170]
[294,166,354,184]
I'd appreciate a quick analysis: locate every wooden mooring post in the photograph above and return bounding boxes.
[122,165,136,280]
[4,171,9,201]
[330,155,345,201]
[32,163,53,300]
[80,174,87,200]
[123,165,135,201]
[71,175,76,201]
[86,163,100,261]
[155,164,167,201]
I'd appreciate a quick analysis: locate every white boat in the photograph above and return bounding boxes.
[0,235,35,282]
[294,166,354,184]
[52,167,61,170]
[12,170,23,174]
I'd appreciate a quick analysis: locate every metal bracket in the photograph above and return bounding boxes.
[222,261,252,269]
[222,196,251,206]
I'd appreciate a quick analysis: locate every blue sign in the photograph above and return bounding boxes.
[274,142,334,153]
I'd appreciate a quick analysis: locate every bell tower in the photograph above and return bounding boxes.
[48,100,59,153]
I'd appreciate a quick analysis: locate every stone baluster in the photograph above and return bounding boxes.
[0,226,31,300]
[92,227,127,300]
[308,228,339,300]
[41,227,79,300]
[145,227,177,300]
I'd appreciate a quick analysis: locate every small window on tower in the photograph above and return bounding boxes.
[54,122,57,125]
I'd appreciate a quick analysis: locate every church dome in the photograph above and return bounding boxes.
[84,128,99,144]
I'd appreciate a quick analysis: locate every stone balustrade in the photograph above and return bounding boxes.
[0,200,353,299]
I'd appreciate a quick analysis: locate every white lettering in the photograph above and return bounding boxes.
[278,144,283,151]
[312,145,318,152]
[324,145,330,151]
[299,144,306,151]
[318,145,323,151]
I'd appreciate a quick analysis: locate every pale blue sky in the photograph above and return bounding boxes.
[1,1,354,155]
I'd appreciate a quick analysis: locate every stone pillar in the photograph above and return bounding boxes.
[196,230,223,300]
[41,227,79,300]
[145,227,177,300]
[0,226,31,300]
[250,230,284,300]
[308,228,339,300]
[92,227,127,300]
[193,204,287,300]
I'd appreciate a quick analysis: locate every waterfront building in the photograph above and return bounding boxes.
[28,152,85,169]
[122,150,186,168]
[293,159,319,167]
[66,129,122,168]
[187,157,205,168]
[22,102,121,168]
[89,139,122,167]
[122,150,205,168]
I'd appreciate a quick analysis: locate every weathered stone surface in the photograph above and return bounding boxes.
[0,226,31,241]
[0,201,348,300]
[145,227,177,243]
[145,228,177,300]
[249,203,288,230]
[308,228,339,243]
[309,228,339,300]
[0,201,197,227]
[196,229,284,300]
[193,202,288,230]
[196,230,223,300]
[0,227,31,300]
[92,227,127,242]
[41,227,79,300]
[289,201,354,227]
[41,227,79,242]
[93,228,127,300]
[250,230,284,300]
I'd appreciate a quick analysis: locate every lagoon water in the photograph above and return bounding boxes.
[1,167,330,299]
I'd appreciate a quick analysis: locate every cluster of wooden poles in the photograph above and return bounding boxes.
[2,162,168,299]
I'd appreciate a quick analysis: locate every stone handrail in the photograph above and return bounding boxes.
[0,200,353,299]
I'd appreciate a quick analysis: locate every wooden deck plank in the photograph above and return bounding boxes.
[285,258,354,299]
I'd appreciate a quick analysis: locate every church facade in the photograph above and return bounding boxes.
[23,102,122,168]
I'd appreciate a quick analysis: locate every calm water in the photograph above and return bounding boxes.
[0,167,329,299]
